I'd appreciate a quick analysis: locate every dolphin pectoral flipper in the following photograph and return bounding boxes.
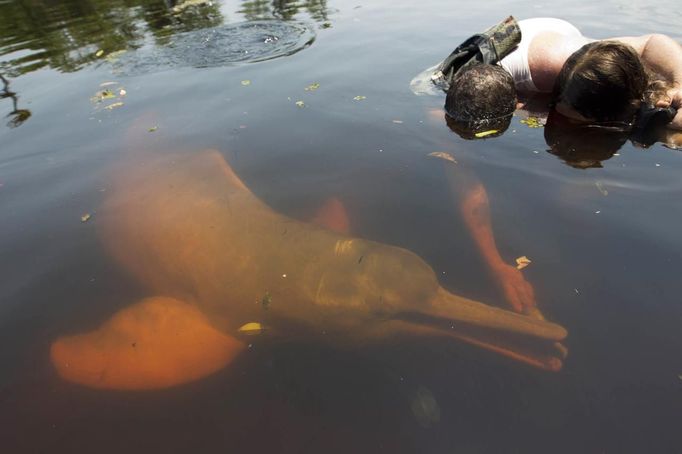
[50,297,245,390]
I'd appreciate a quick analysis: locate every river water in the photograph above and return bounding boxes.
[1,0,682,452]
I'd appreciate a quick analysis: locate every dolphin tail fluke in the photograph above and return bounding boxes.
[50,296,244,390]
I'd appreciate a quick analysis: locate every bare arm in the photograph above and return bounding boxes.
[611,34,682,129]
[444,166,536,313]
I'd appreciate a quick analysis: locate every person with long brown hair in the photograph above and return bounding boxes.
[444,18,682,133]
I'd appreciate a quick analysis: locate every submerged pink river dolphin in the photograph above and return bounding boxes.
[51,150,568,390]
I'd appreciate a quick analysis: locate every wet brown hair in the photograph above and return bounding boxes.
[445,64,517,126]
[552,41,648,123]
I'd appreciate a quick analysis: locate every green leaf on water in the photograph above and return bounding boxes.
[353,95,366,101]
[241,80,251,86]
[148,126,158,132]
[304,83,320,91]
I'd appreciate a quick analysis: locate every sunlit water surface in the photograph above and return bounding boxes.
[1,0,682,452]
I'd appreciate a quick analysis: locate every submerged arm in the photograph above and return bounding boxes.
[444,165,536,313]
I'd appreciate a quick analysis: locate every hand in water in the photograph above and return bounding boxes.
[656,84,682,130]
[492,263,537,313]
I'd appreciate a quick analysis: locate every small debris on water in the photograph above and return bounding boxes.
[595,181,608,196]
[148,126,158,132]
[104,102,124,110]
[474,129,498,138]
[520,117,543,128]
[353,95,366,101]
[427,151,457,164]
[241,79,251,86]
[295,100,305,108]
[595,210,601,214]
[95,49,104,58]
[304,83,320,91]
[392,120,403,124]
[655,163,661,167]
[515,256,531,270]
[259,291,272,310]
[574,288,580,294]
[81,213,91,223]
[119,89,127,96]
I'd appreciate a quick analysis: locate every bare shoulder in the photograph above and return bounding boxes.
[528,32,593,92]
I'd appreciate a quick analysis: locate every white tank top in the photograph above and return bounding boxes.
[500,18,583,92]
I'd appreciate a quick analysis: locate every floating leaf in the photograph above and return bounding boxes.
[95,49,105,58]
[304,83,320,91]
[81,213,91,223]
[238,322,265,335]
[295,100,305,108]
[515,256,531,270]
[104,102,124,110]
[474,129,499,138]
[353,95,366,101]
[427,151,457,164]
[119,89,127,96]
[241,79,251,86]
[520,117,543,128]
[148,126,158,132]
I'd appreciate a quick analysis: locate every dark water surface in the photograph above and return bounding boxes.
[2,0,682,452]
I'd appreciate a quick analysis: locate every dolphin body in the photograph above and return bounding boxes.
[51,150,567,390]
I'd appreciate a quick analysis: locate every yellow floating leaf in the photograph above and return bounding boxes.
[304,83,320,91]
[148,126,158,132]
[295,100,305,108]
[95,49,104,57]
[474,129,499,138]
[81,213,91,223]
[238,322,265,335]
[241,80,251,86]
[353,95,366,101]
[515,256,531,270]
[520,117,543,128]
[427,151,457,164]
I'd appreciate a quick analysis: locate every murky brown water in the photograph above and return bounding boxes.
[2,1,682,452]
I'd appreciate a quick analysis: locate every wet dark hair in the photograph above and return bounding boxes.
[445,64,516,125]
[444,64,516,139]
[552,41,648,123]
[543,110,630,169]
[444,110,512,140]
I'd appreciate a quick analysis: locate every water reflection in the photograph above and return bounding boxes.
[0,73,31,127]
[0,0,224,76]
[0,0,331,78]
[240,0,331,23]
[51,149,567,390]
